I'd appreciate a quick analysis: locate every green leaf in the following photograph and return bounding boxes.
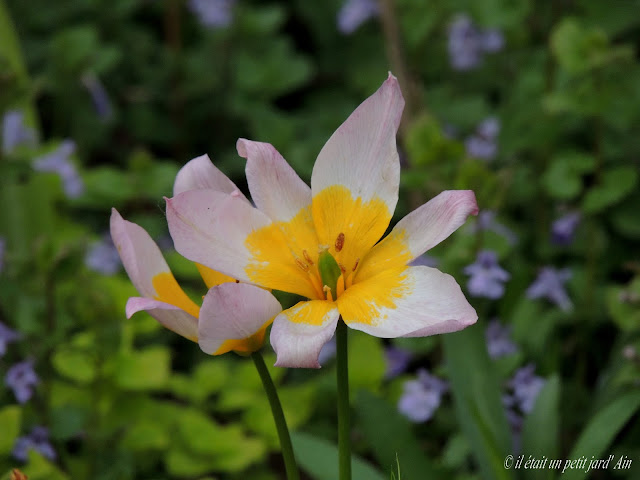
[348,331,386,394]
[562,392,640,480]
[0,406,21,454]
[52,348,96,384]
[355,391,443,479]
[115,347,170,390]
[542,152,595,200]
[521,375,560,480]
[443,327,514,480]
[21,451,69,480]
[551,18,608,74]
[582,166,639,213]
[292,432,387,480]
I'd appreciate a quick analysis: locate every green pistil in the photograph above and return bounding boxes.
[318,250,342,296]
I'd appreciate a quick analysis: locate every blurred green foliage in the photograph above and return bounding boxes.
[1,0,640,479]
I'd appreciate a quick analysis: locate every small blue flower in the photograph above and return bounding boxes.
[5,360,39,404]
[397,369,448,423]
[33,140,84,198]
[470,210,517,245]
[2,110,36,154]
[0,321,21,358]
[12,426,56,462]
[465,117,500,160]
[507,364,545,414]
[526,267,572,311]
[448,15,504,71]
[81,73,113,120]
[384,346,411,379]
[188,0,235,28]
[337,0,378,35]
[463,250,510,299]
[551,212,581,246]
[85,234,121,275]
[485,320,518,359]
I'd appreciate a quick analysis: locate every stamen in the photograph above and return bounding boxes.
[308,271,325,299]
[295,258,309,272]
[323,285,334,302]
[335,232,345,252]
[235,279,240,283]
[352,258,360,272]
[338,263,347,274]
[346,272,354,289]
[336,274,345,298]
[303,249,314,265]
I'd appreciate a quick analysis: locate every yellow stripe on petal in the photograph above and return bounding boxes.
[245,205,320,299]
[196,263,236,288]
[213,320,271,356]
[355,228,412,283]
[284,299,336,326]
[312,185,392,279]
[337,266,410,326]
[152,272,200,318]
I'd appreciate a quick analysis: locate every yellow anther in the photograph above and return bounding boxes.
[303,249,314,265]
[295,258,309,272]
[323,285,334,302]
[335,232,345,252]
[336,274,345,298]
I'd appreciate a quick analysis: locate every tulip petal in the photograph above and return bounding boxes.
[357,190,478,281]
[110,209,200,324]
[271,300,340,368]
[338,265,477,338]
[198,283,282,355]
[311,74,404,273]
[166,190,318,298]
[238,139,312,223]
[173,154,249,202]
[126,297,198,342]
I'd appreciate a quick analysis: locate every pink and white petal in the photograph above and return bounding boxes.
[238,139,311,222]
[271,300,340,368]
[311,73,404,213]
[165,189,271,282]
[110,208,170,298]
[356,190,478,281]
[126,297,198,342]
[173,154,249,203]
[198,283,282,355]
[338,266,477,338]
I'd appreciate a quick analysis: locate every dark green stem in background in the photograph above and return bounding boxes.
[336,319,352,480]
[251,351,300,480]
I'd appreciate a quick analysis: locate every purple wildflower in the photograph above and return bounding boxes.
[81,73,112,120]
[551,212,581,246]
[0,321,21,358]
[33,140,84,198]
[470,210,517,245]
[507,364,545,414]
[384,346,412,379]
[397,369,448,423]
[448,15,505,71]
[12,426,56,462]
[463,250,510,299]
[2,110,36,154]
[318,338,337,366]
[188,0,235,28]
[337,0,378,35]
[85,234,121,275]
[526,267,572,311]
[485,320,518,359]
[5,360,39,404]
[465,117,500,160]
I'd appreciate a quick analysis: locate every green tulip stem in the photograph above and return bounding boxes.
[336,319,352,480]
[251,351,300,480]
